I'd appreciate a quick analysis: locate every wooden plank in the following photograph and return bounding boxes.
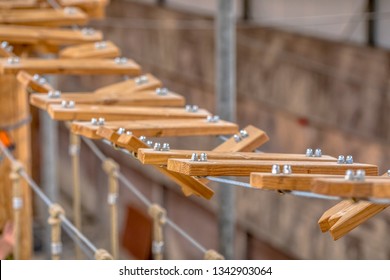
[212,125,269,152]
[71,119,238,139]
[59,41,121,59]
[318,200,355,233]
[100,131,215,200]
[48,105,210,121]
[138,149,337,165]
[167,159,378,177]
[17,71,54,93]
[0,8,88,27]
[312,177,390,198]
[30,89,185,110]
[59,0,109,19]
[0,25,102,46]
[0,0,37,9]
[0,58,141,75]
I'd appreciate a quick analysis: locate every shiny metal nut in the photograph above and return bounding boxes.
[48,90,61,99]
[7,56,19,64]
[91,118,98,125]
[314,149,322,157]
[306,148,313,157]
[337,155,345,164]
[139,136,147,142]
[355,170,366,181]
[199,153,208,162]
[271,164,281,174]
[117,127,126,135]
[82,27,95,36]
[239,130,249,138]
[156,87,168,96]
[191,153,198,161]
[344,170,354,180]
[153,143,161,151]
[114,57,127,64]
[161,143,170,151]
[135,75,148,85]
[97,117,105,125]
[345,155,353,164]
[146,140,153,147]
[283,165,292,174]
[233,134,241,143]
[94,41,107,49]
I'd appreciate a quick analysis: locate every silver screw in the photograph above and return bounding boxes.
[185,105,199,113]
[114,57,128,65]
[314,149,322,157]
[135,75,148,85]
[161,143,170,151]
[91,118,98,125]
[153,143,161,151]
[117,128,126,135]
[82,27,95,36]
[97,117,105,125]
[283,165,292,174]
[306,148,313,157]
[345,155,353,164]
[68,100,75,108]
[61,100,67,108]
[7,56,20,64]
[156,88,168,96]
[126,131,133,136]
[271,164,281,174]
[344,170,354,180]
[337,155,345,164]
[206,115,219,123]
[146,140,153,147]
[239,130,249,138]
[233,134,241,143]
[355,170,366,181]
[64,7,77,15]
[199,153,208,162]
[48,90,61,99]
[94,41,107,49]
[191,153,198,161]
[139,136,146,142]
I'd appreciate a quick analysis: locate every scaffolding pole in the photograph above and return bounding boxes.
[216,0,236,260]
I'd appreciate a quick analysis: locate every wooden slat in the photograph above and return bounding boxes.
[0,8,88,26]
[30,89,185,110]
[17,71,54,93]
[138,149,337,165]
[48,105,210,121]
[0,58,141,75]
[212,125,269,152]
[59,41,120,59]
[167,159,378,177]
[318,200,355,233]
[312,177,390,198]
[71,119,238,139]
[0,0,37,9]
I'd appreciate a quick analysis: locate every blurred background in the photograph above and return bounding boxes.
[32,0,390,260]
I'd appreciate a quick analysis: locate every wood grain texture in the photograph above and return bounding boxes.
[30,90,185,110]
[212,125,269,152]
[0,0,37,9]
[318,200,355,233]
[59,41,120,59]
[0,58,141,75]
[0,8,88,26]
[138,149,336,165]
[313,177,390,198]
[48,105,210,121]
[71,119,238,139]
[167,159,378,177]
[0,25,102,45]
[59,0,109,19]
[17,71,54,93]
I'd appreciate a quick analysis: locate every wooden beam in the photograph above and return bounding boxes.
[167,159,378,177]
[0,58,141,75]
[48,105,211,121]
[59,41,121,59]
[0,0,37,9]
[0,8,88,27]
[138,149,337,165]
[17,71,54,93]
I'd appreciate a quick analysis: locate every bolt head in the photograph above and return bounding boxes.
[156,88,168,96]
[306,148,313,157]
[139,136,146,142]
[117,127,126,135]
[61,100,67,108]
[1,41,9,48]
[94,41,107,49]
[355,170,366,181]
[7,56,19,64]
[91,118,98,125]
[283,165,292,174]
[233,134,241,143]
[345,155,353,164]
[82,27,95,36]
[146,140,153,147]
[135,75,148,85]
[314,149,322,157]
[199,153,208,162]
[153,142,161,151]
[191,153,198,161]
[271,164,281,174]
[337,155,345,164]
[68,100,75,108]
[344,170,354,180]
[33,74,40,81]
[97,117,105,125]
[48,90,61,99]
[114,57,127,65]
[239,130,249,138]
[161,143,170,151]
[126,131,133,136]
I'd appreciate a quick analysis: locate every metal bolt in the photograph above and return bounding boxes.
[94,41,107,49]
[114,57,127,65]
[61,100,67,108]
[146,140,153,147]
[337,155,345,164]
[68,100,75,108]
[206,115,220,123]
[82,27,95,36]
[126,131,133,136]
[156,88,168,96]
[191,153,198,161]
[97,117,105,125]
[314,149,322,157]
[161,143,170,151]
[185,105,199,113]
[271,164,281,174]
[199,153,208,162]
[64,7,77,15]
[139,136,146,142]
[33,74,40,81]
[344,170,354,180]
[1,41,9,48]
[135,75,148,85]
[7,56,20,64]
[48,90,61,99]
[153,143,161,151]
[233,134,241,143]
[38,77,47,85]
[283,165,292,174]
[355,170,366,181]
[117,127,126,135]
[345,155,353,164]
[91,118,98,125]
[239,130,249,138]
[306,148,313,157]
